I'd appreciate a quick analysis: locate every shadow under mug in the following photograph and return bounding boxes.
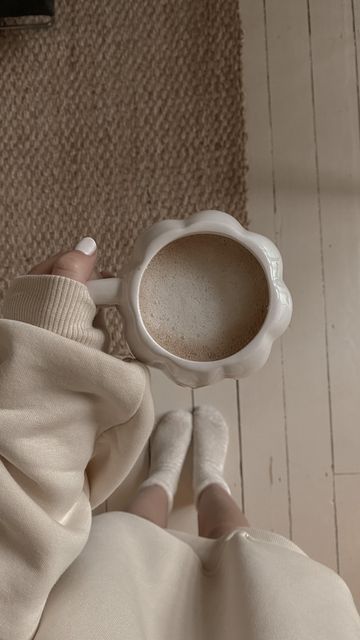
[86,210,292,388]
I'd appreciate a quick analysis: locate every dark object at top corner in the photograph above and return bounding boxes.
[0,1,55,30]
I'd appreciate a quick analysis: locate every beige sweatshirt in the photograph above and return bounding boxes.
[0,274,155,640]
[1,274,359,640]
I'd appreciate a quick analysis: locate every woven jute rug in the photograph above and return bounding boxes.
[0,0,248,357]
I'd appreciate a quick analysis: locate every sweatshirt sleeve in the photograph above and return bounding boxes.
[0,274,155,640]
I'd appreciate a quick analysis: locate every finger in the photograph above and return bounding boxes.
[88,267,102,281]
[27,248,72,275]
[51,248,97,284]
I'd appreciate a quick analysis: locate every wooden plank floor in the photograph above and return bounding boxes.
[98,0,360,614]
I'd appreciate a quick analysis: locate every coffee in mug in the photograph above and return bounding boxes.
[139,234,269,361]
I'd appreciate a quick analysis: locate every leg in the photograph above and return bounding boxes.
[197,483,250,539]
[192,405,249,538]
[124,484,169,529]
[125,410,192,529]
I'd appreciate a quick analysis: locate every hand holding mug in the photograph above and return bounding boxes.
[27,237,114,284]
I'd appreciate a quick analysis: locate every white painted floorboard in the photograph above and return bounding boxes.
[240,0,360,609]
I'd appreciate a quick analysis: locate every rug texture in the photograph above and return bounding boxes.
[0,0,248,357]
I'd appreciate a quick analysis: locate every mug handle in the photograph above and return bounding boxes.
[86,277,123,306]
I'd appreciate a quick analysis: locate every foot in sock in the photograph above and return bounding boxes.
[139,409,193,514]
[192,405,232,509]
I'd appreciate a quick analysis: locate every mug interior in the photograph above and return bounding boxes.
[137,233,270,362]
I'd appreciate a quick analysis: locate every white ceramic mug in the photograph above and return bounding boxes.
[86,210,292,388]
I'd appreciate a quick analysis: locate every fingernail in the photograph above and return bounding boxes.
[75,237,97,255]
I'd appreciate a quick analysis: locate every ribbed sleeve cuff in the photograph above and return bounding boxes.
[2,275,108,351]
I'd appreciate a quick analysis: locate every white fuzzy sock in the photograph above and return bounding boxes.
[192,405,232,509]
[139,409,193,514]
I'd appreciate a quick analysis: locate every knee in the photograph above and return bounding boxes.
[206,522,243,539]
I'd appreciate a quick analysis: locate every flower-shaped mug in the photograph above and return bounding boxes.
[86,210,292,388]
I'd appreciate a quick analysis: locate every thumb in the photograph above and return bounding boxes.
[51,237,98,285]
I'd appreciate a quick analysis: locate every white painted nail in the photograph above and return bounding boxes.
[75,237,97,255]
